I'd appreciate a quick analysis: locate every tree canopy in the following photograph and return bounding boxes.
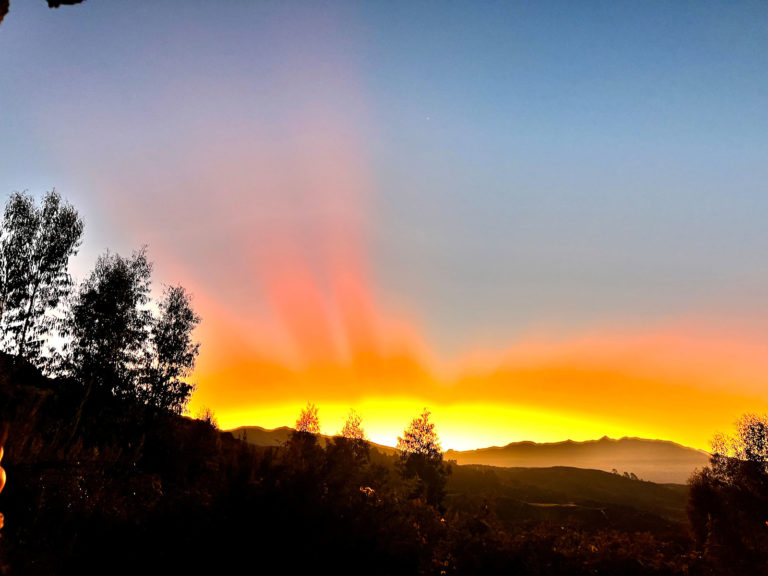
[141,284,200,414]
[711,413,768,469]
[296,402,320,434]
[0,189,201,416]
[340,409,366,441]
[397,408,442,458]
[61,247,201,413]
[64,248,153,399]
[688,413,768,573]
[397,408,450,509]
[0,190,82,363]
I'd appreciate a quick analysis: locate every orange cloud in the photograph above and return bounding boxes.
[55,13,766,452]
[189,311,768,451]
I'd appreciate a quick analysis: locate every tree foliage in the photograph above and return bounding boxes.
[397,408,450,509]
[64,248,153,399]
[688,413,768,573]
[0,190,82,363]
[397,408,441,457]
[296,402,320,434]
[335,409,369,463]
[0,189,201,414]
[141,284,200,414]
[711,413,768,469]
[196,406,218,430]
[341,409,366,440]
[61,247,200,413]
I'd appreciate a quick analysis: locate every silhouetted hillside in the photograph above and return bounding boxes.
[448,465,688,533]
[235,427,690,533]
[0,357,717,575]
[232,425,398,455]
[446,437,709,484]
[231,424,294,446]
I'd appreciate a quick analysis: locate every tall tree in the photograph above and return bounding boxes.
[397,409,450,508]
[296,402,321,434]
[141,284,200,414]
[340,409,366,440]
[396,408,441,457]
[61,247,202,416]
[335,408,369,462]
[712,413,768,468]
[65,248,153,399]
[0,190,82,363]
[688,413,768,573]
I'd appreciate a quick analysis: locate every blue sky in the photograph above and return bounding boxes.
[2,1,768,354]
[1,1,768,445]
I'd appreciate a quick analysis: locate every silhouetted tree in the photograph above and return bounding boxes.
[325,434,370,506]
[62,248,202,415]
[688,413,768,573]
[397,409,450,509]
[140,284,200,413]
[332,409,369,466]
[0,190,82,364]
[196,407,218,430]
[283,416,327,505]
[64,248,153,400]
[47,0,86,6]
[711,413,768,468]
[0,0,88,26]
[397,408,441,457]
[341,409,366,440]
[296,402,320,434]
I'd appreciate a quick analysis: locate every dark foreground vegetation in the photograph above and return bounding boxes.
[1,356,761,576]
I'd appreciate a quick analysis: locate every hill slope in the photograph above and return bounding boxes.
[448,464,689,531]
[231,425,398,455]
[0,359,704,575]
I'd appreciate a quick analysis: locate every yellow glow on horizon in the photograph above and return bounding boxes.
[208,396,717,452]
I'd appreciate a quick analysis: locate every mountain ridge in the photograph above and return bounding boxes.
[230,426,709,484]
[462,435,707,451]
[445,436,709,484]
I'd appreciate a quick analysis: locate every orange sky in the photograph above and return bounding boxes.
[169,50,768,452]
[16,2,766,453]
[166,42,768,453]
[186,250,768,451]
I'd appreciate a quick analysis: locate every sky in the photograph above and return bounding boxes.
[2,1,768,450]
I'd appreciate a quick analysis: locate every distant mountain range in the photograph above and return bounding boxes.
[445,436,709,484]
[229,427,709,484]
